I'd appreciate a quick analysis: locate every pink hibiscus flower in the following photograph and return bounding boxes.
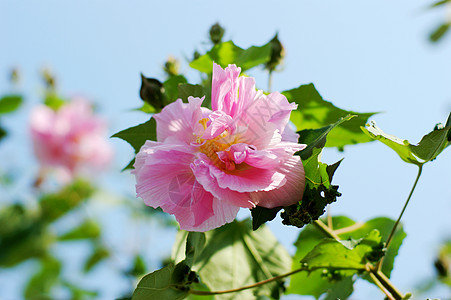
[133,63,306,231]
[30,99,113,181]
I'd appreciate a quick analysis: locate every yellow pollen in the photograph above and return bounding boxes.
[199,118,209,130]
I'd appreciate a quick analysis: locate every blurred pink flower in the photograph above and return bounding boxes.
[134,63,306,231]
[30,99,113,180]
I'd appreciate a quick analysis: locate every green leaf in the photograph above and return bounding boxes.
[287,216,406,299]
[112,118,156,153]
[39,179,94,222]
[127,254,147,277]
[430,0,450,8]
[283,84,376,149]
[0,95,22,114]
[0,205,52,267]
[287,216,355,299]
[132,262,190,300]
[172,219,291,300]
[24,256,61,300]
[58,219,100,241]
[84,245,109,272]
[112,118,157,169]
[61,281,98,299]
[44,93,65,110]
[164,75,188,103]
[361,119,451,165]
[297,115,355,160]
[300,230,381,272]
[136,102,156,114]
[178,84,211,103]
[430,23,450,42]
[185,232,206,268]
[281,143,342,228]
[337,217,406,278]
[251,206,283,231]
[190,41,271,74]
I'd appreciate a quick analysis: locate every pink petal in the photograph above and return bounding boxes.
[134,141,240,232]
[250,155,305,208]
[153,97,211,144]
[191,157,255,208]
[200,153,286,193]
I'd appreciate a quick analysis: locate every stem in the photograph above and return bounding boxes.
[268,70,273,92]
[189,266,363,296]
[313,219,341,240]
[378,165,423,270]
[189,266,305,296]
[368,270,396,300]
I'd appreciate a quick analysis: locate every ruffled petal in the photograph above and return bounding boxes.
[153,97,211,144]
[250,155,305,208]
[191,157,255,208]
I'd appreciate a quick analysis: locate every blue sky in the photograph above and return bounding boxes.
[1,0,451,299]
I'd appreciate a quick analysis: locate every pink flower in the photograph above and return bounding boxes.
[133,63,306,232]
[30,99,113,180]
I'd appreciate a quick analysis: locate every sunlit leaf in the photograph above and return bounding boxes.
[361,116,451,165]
[172,219,291,300]
[287,216,406,299]
[287,216,355,299]
[283,84,376,149]
[190,41,271,74]
[178,84,210,104]
[0,95,22,114]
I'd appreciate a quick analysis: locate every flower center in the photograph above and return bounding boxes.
[196,118,234,168]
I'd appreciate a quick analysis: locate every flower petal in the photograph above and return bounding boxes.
[153,97,211,144]
[191,157,255,209]
[250,155,305,208]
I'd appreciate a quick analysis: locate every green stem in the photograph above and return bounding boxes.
[314,220,404,299]
[378,165,423,270]
[189,266,305,296]
[313,219,341,240]
[188,266,363,296]
[268,70,273,92]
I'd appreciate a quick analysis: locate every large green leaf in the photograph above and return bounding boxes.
[288,216,406,299]
[336,217,406,278]
[172,219,291,300]
[0,95,22,114]
[112,118,157,154]
[287,216,355,299]
[132,262,190,300]
[190,41,271,74]
[112,118,157,170]
[361,116,451,165]
[301,229,381,273]
[283,84,376,149]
